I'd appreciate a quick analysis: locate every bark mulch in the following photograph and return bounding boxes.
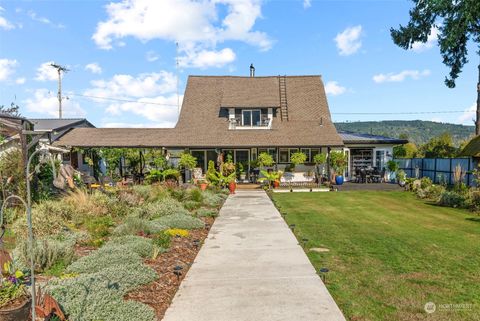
[124,216,215,320]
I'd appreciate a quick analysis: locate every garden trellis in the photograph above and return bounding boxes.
[0,147,58,321]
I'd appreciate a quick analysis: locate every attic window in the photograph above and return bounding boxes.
[242,110,261,126]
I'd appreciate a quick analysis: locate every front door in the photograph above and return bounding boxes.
[235,149,250,179]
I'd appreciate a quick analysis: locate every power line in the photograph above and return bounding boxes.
[331,110,468,115]
[50,63,69,119]
[68,93,178,107]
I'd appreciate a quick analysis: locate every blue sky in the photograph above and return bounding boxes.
[0,0,478,128]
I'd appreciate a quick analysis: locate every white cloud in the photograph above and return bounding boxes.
[324,81,346,96]
[35,61,59,81]
[411,27,439,52]
[373,69,431,83]
[27,10,64,28]
[85,62,102,74]
[179,48,235,68]
[92,0,271,68]
[0,7,14,30]
[146,50,159,62]
[0,59,17,81]
[85,71,180,126]
[458,103,475,125]
[303,0,311,9]
[15,77,26,84]
[335,25,363,56]
[24,89,85,117]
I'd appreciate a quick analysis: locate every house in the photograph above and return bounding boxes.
[53,71,407,182]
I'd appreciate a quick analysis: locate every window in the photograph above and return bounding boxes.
[279,149,289,163]
[300,148,311,163]
[376,150,385,169]
[258,148,277,163]
[242,109,261,126]
[311,148,321,161]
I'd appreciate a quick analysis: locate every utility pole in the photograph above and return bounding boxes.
[50,63,69,119]
[476,63,480,136]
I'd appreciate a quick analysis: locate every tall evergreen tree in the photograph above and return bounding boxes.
[391,0,480,133]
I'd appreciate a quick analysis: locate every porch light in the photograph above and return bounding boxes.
[319,267,329,283]
[173,265,183,281]
[289,224,295,232]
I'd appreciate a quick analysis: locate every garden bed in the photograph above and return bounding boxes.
[125,217,214,319]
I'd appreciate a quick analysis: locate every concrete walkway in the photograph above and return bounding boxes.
[162,190,346,321]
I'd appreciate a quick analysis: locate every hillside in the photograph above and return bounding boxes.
[334,120,475,146]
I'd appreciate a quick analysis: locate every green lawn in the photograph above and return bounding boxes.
[272,191,480,321]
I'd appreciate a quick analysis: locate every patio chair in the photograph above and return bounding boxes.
[360,169,367,183]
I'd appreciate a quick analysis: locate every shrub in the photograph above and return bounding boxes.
[133,198,189,219]
[202,190,224,208]
[152,232,171,249]
[85,216,114,245]
[186,188,203,203]
[183,200,201,210]
[102,235,155,258]
[196,207,218,218]
[468,190,480,212]
[13,200,73,238]
[14,234,76,272]
[169,187,187,201]
[416,184,445,201]
[164,228,189,237]
[113,217,167,236]
[153,214,204,229]
[420,177,432,190]
[49,262,157,321]
[131,185,170,202]
[438,191,467,208]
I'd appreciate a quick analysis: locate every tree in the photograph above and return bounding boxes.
[420,132,458,158]
[289,152,307,171]
[390,0,480,134]
[393,142,419,158]
[178,152,197,170]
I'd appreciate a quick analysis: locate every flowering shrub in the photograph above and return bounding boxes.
[153,214,204,230]
[164,229,189,237]
[0,261,28,308]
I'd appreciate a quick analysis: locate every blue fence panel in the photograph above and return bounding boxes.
[394,157,475,186]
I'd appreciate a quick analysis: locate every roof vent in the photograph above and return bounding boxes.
[250,64,255,77]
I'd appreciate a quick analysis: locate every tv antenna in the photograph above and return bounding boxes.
[50,63,69,119]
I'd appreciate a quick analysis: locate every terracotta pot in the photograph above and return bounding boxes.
[0,297,31,321]
[273,180,280,188]
[199,183,208,191]
[228,182,236,194]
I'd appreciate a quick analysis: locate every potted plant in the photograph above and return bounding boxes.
[257,152,274,168]
[197,178,208,191]
[259,170,283,189]
[387,160,399,183]
[221,158,236,194]
[329,151,348,185]
[237,162,247,181]
[396,169,406,187]
[178,152,197,182]
[0,261,31,321]
[313,152,327,183]
[289,152,307,172]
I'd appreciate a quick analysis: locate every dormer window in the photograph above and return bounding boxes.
[242,109,261,126]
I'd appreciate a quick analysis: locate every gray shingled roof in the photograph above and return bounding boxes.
[29,118,94,131]
[54,75,344,148]
[339,131,408,145]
